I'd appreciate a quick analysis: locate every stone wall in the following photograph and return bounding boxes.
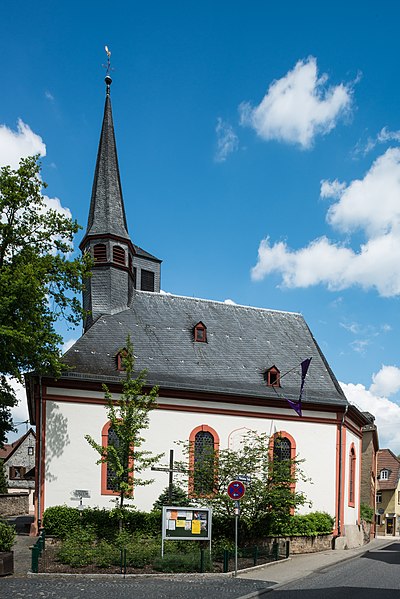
[0,492,29,516]
[249,534,333,554]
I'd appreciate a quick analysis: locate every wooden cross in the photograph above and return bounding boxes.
[151,449,185,503]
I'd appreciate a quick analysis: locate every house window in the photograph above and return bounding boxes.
[9,466,25,480]
[133,267,137,288]
[113,245,126,266]
[28,447,34,456]
[93,243,107,263]
[398,491,400,505]
[380,469,389,480]
[376,514,381,526]
[349,445,356,507]
[264,366,280,387]
[141,269,155,292]
[376,491,382,504]
[194,322,207,343]
[189,425,219,497]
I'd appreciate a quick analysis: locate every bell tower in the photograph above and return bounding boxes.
[80,71,161,332]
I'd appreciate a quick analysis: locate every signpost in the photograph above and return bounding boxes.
[227,480,246,576]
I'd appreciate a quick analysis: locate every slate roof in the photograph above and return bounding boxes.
[377,449,400,491]
[85,81,130,241]
[61,291,348,407]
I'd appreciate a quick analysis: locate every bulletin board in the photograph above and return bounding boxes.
[162,506,212,541]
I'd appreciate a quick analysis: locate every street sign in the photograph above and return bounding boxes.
[227,480,246,500]
[236,475,251,485]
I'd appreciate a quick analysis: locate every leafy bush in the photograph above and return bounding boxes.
[153,551,212,573]
[116,533,160,567]
[43,505,162,539]
[93,540,120,567]
[0,521,15,552]
[57,527,96,567]
[360,503,374,523]
[283,512,334,536]
[43,506,81,539]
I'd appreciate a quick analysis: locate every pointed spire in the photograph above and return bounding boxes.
[85,75,130,240]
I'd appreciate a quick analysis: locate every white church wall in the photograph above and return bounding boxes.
[44,393,339,521]
[342,426,362,526]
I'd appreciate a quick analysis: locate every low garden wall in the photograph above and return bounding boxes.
[0,492,29,516]
[250,534,333,554]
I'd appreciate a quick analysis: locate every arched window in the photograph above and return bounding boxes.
[113,245,126,266]
[93,243,107,263]
[101,422,119,495]
[100,421,133,496]
[349,444,356,507]
[189,425,219,497]
[269,431,297,513]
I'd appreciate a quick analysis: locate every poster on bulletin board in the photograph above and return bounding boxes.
[162,506,212,541]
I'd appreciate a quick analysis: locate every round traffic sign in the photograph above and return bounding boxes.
[227,480,246,500]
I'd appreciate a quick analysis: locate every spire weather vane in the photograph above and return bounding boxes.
[103,45,113,76]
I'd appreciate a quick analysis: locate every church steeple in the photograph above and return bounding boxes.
[80,68,161,333]
[85,75,130,241]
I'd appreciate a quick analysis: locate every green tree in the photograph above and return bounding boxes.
[0,155,90,446]
[175,431,310,535]
[85,337,163,516]
[152,484,191,511]
[0,460,7,493]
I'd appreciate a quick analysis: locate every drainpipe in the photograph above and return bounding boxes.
[37,375,43,529]
[337,404,349,537]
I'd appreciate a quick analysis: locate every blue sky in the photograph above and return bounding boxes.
[3,1,400,451]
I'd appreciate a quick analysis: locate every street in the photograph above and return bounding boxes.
[272,541,400,598]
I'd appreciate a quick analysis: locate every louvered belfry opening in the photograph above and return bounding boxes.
[141,269,155,292]
[113,245,126,266]
[93,243,107,263]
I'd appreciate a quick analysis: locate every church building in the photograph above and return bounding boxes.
[27,74,369,546]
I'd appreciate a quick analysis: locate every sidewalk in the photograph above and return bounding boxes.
[238,537,395,589]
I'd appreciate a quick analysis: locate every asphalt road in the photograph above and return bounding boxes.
[271,541,400,598]
[0,574,274,599]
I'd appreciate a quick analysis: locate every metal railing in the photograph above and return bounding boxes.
[31,528,45,573]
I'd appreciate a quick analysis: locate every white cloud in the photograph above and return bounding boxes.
[224,299,237,305]
[370,365,400,397]
[239,57,352,149]
[357,126,400,155]
[62,338,77,354]
[341,380,400,454]
[252,147,400,297]
[215,118,239,162]
[327,148,400,237]
[350,339,369,353]
[0,119,46,169]
[320,179,346,199]
[6,377,31,443]
[45,90,55,101]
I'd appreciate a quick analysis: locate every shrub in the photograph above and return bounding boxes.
[57,527,96,567]
[43,506,81,538]
[153,550,212,573]
[0,521,15,552]
[360,503,374,523]
[152,485,191,510]
[93,540,120,567]
[116,533,160,567]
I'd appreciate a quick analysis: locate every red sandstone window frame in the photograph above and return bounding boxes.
[194,322,207,343]
[116,349,128,371]
[264,366,280,387]
[188,425,219,498]
[348,444,356,507]
[101,421,133,496]
[268,431,296,515]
